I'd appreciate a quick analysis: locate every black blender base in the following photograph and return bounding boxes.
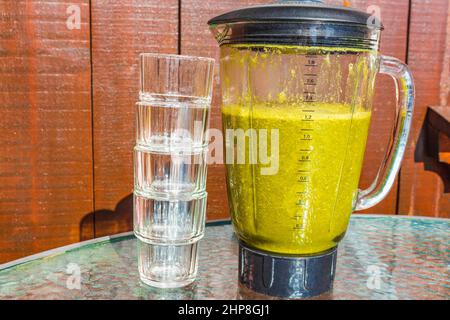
[238,242,337,299]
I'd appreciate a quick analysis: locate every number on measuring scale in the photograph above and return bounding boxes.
[306,58,317,66]
[298,176,309,183]
[305,78,316,85]
[298,156,311,163]
[296,199,307,207]
[303,92,316,102]
[293,223,305,230]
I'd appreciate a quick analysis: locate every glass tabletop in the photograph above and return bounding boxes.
[0,215,448,300]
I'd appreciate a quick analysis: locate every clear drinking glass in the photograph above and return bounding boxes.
[134,147,208,196]
[134,192,207,244]
[138,240,199,288]
[134,53,214,288]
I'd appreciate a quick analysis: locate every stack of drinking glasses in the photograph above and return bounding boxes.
[134,53,214,288]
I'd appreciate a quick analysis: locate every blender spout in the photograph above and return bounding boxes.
[208,23,230,45]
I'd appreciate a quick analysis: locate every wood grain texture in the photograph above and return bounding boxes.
[181,0,410,219]
[399,0,450,218]
[440,4,450,107]
[0,0,93,263]
[90,0,179,236]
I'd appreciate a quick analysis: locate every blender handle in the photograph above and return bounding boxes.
[354,55,415,211]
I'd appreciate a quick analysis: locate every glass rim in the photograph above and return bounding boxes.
[140,52,215,64]
[137,94,212,105]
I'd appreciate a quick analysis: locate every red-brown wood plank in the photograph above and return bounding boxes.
[0,0,93,263]
[440,3,450,108]
[181,0,410,219]
[91,0,179,236]
[399,0,450,218]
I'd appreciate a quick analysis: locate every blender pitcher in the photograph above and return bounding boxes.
[209,0,414,298]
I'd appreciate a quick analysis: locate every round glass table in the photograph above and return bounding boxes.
[0,215,448,300]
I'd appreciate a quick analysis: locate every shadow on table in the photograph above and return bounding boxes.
[79,193,133,241]
[79,193,139,294]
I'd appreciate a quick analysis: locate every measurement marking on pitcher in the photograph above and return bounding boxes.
[304,93,316,103]
[293,54,318,233]
[303,54,318,104]
[300,154,310,160]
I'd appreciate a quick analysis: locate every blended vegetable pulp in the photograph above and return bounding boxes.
[223,102,372,254]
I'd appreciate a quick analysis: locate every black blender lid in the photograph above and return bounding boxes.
[208,0,383,29]
[208,1,382,49]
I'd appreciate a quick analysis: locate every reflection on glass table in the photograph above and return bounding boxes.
[0,215,448,300]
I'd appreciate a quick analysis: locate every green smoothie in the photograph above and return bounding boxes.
[222,102,371,255]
